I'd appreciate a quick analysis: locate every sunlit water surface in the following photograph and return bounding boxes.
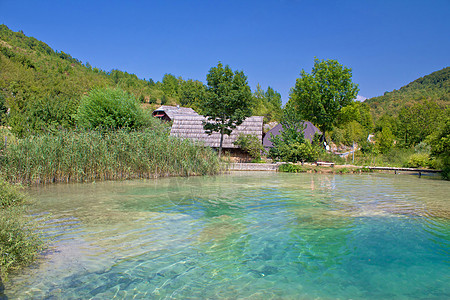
[3,172,450,299]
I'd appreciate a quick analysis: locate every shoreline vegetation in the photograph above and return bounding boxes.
[0,178,46,280]
[0,128,221,185]
[276,162,442,176]
[0,126,221,281]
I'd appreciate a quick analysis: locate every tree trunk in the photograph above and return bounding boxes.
[320,130,326,146]
[218,127,224,157]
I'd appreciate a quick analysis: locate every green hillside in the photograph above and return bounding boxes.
[0,25,173,135]
[0,24,281,136]
[365,67,450,118]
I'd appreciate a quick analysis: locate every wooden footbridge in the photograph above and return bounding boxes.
[366,166,442,178]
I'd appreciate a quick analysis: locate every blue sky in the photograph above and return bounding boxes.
[1,0,449,103]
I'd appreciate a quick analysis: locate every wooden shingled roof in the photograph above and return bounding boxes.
[262,121,322,149]
[170,115,264,148]
[152,105,199,121]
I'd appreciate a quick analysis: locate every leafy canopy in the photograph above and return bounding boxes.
[202,62,253,155]
[75,87,148,130]
[269,104,319,163]
[290,58,359,138]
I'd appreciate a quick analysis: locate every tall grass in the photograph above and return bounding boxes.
[0,129,221,184]
[0,178,46,279]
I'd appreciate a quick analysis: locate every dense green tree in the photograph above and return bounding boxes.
[290,58,359,142]
[426,112,450,179]
[75,87,148,130]
[269,104,319,162]
[161,74,179,98]
[338,101,373,132]
[179,79,206,112]
[251,84,282,123]
[396,100,444,146]
[376,127,395,154]
[265,86,282,107]
[331,101,374,146]
[202,62,253,156]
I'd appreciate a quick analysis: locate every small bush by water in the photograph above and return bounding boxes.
[278,164,307,173]
[0,178,46,279]
[0,128,221,184]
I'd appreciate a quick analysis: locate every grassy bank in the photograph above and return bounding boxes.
[0,129,221,184]
[278,163,374,174]
[0,178,46,279]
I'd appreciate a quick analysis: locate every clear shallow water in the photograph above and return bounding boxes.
[4,172,450,299]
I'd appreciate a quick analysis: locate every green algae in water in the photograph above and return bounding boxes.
[3,173,450,299]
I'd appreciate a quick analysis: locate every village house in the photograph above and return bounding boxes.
[152,105,199,122]
[152,106,264,161]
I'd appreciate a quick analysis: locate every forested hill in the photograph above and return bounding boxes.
[0,24,281,136]
[0,24,173,135]
[365,67,450,118]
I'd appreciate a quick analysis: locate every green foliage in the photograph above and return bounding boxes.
[179,79,206,112]
[161,74,180,98]
[290,58,359,139]
[338,101,374,131]
[426,114,450,179]
[0,93,7,123]
[160,95,168,105]
[251,84,282,123]
[0,180,26,209]
[75,87,148,130]
[202,62,253,155]
[366,67,450,118]
[278,164,307,173]
[396,100,445,147]
[0,128,221,184]
[269,104,321,162]
[234,134,264,160]
[376,127,395,154]
[0,177,46,279]
[353,147,414,168]
[332,120,365,146]
[316,150,346,165]
[332,101,374,146]
[271,140,319,163]
[404,153,432,168]
[0,25,168,134]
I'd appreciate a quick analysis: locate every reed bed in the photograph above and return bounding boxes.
[0,129,221,184]
[0,178,46,279]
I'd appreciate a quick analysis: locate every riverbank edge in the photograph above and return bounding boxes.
[227,162,443,177]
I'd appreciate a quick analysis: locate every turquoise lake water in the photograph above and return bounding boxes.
[3,172,449,299]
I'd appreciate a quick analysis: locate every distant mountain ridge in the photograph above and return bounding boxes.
[365,67,449,118]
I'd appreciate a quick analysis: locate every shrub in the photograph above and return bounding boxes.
[376,127,395,154]
[271,140,320,163]
[404,153,431,168]
[234,134,264,160]
[75,87,148,130]
[0,178,46,279]
[0,180,25,208]
[278,163,306,173]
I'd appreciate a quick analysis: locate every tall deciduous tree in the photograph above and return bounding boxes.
[202,62,252,156]
[290,58,359,142]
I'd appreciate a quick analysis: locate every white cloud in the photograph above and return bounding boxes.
[355,95,367,102]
